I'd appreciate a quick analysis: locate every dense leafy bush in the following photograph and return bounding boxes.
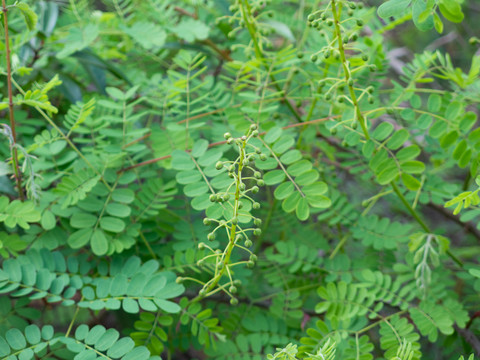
[0,0,479,359]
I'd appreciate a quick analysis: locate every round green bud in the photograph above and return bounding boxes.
[348,9,354,16]
[244,159,250,166]
[273,113,280,119]
[239,183,246,191]
[297,52,304,59]
[235,234,243,242]
[238,202,244,209]
[250,124,258,131]
[330,127,337,135]
[198,242,205,249]
[386,108,394,115]
[310,54,318,62]
[224,132,232,139]
[321,13,327,20]
[176,277,183,284]
[253,202,261,210]
[362,54,369,61]
[368,96,374,104]
[216,161,224,170]
[222,193,230,201]
[234,279,242,285]
[199,288,206,296]
[255,148,262,154]
[356,19,364,26]
[326,19,333,26]
[209,194,217,202]
[207,233,216,241]
[231,217,238,225]
[247,261,255,268]
[343,37,348,44]
[324,51,330,59]
[203,218,211,225]
[251,186,259,194]
[229,286,237,294]
[307,14,315,22]
[260,153,267,161]
[369,64,377,72]
[252,130,259,137]
[352,121,358,129]
[256,180,265,187]
[254,218,262,226]
[254,171,262,179]
[250,254,258,262]
[362,200,369,207]
[227,138,234,144]
[230,297,239,305]
[337,96,344,103]
[254,228,262,236]
[325,93,332,101]
[244,239,253,247]
[229,172,235,178]
[348,78,354,86]
[349,2,356,9]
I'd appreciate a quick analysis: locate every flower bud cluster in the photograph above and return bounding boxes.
[195,124,266,304]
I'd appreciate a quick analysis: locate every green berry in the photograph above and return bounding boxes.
[230,298,239,305]
[310,54,318,62]
[229,286,237,294]
[253,202,261,210]
[356,19,364,26]
[257,180,265,187]
[250,254,258,262]
[203,218,211,225]
[239,183,246,191]
[260,154,267,161]
[251,186,259,194]
[362,54,369,61]
[254,218,262,226]
[198,242,205,249]
[254,171,261,179]
[247,261,255,268]
[224,132,232,139]
[216,161,223,170]
[207,233,216,241]
[244,239,253,247]
[297,52,304,59]
[209,194,217,202]
[254,228,262,236]
[252,130,259,137]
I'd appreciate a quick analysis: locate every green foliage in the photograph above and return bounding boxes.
[0,0,479,359]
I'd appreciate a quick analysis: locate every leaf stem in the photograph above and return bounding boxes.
[2,0,24,201]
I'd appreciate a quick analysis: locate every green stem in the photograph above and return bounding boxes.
[239,0,303,123]
[65,303,82,337]
[2,0,24,201]
[331,0,369,139]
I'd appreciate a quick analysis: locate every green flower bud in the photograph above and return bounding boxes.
[203,218,211,225]
[257,180,265,187]
[209,194,217,202]
[254,218,262,226]
[297,52,304,59]
[362,54,369,61]
[247,260,255,268]
[356,19,364,26]
[234,279,242,285]
[260,153,267,161]
[244,239,253,247]
[250,124,258,131]
[231,217,238,225]
[238,202,244,209]
[253,202,261,210]
[307,14,315,22]
[230,297,239,305]
[337,96,344,103]
[251,186,259,194]
[348,78,354,86]
[250,254,258,262]
[254,228,262,236]
[252,130,259,137]
[222,193,230,201]
[254,171,262,179]
[198,242,205,249]
[330,127,337,135]
[236,234,243,242]
[326,19,333,26]
[310,54,318,62]
[239,183,246,191]
[176,277,183,284]
[207,233,216,241]
[216,161,224,170]
[224,132,232,139]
